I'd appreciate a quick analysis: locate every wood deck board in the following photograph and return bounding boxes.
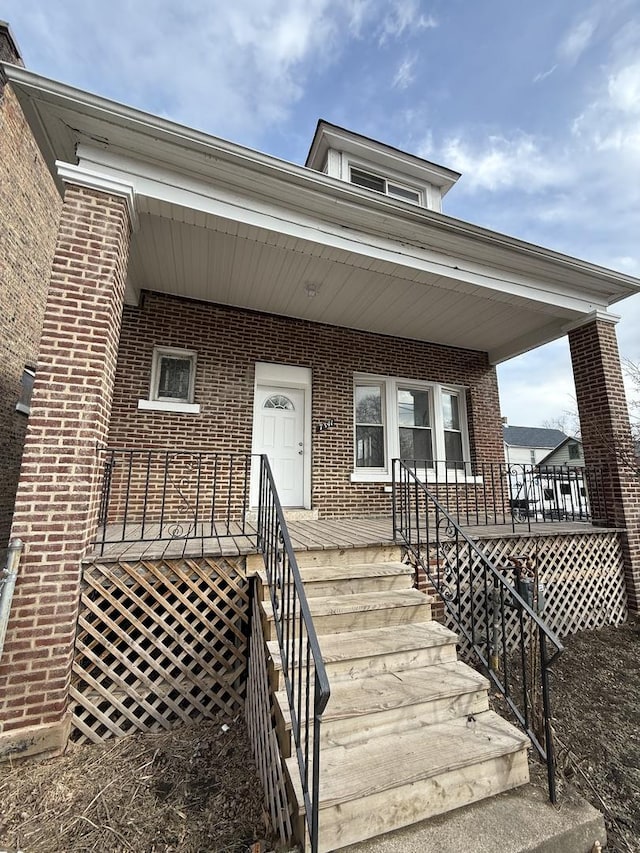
[89,516,610,562]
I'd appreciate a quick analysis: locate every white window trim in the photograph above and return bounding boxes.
[346,158,426,207]
[138,399,201,414]
[138,346,200,414]
[351,373,478,483]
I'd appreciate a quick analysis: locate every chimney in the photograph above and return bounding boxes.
[0,21,25,67]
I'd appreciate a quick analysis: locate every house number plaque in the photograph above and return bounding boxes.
[316,419,336,433]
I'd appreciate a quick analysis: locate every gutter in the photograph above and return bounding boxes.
[0,538,23,659]
[3,63,640,302]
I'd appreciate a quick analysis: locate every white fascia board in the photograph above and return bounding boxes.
[75,146,608,317]
[7,63,640,307]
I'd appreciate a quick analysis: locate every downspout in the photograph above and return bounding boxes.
[0,538,23,659]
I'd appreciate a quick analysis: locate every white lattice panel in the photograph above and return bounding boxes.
[436,531,627,655]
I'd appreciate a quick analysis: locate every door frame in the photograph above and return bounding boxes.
[251,362,312,509]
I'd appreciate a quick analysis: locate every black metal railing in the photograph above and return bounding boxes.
[392,459,564,802]
[406,459,607,532]
[256,456,330,853]
[94,448,253,554]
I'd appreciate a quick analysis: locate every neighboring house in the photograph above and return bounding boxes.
[0,23,61,552]
[503,425,570,466]
[503,426,588,520]
[1,43,640,850]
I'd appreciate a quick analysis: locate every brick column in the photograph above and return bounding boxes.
[0,183,132,758]
[569,315,640,612]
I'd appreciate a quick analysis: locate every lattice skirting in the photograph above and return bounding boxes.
[70,556,250,743]
[438,531,628,652]
[246,592,293,845]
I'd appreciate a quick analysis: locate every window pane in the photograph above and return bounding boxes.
[388,183,420,203]
[350,168,385,193]
[398,389,430,427]
[442,392,460,430]
[355,385,382,424]
[444,431,463,465]
[158,357,192,400]
[356,425,385,467]
[400,427,433,462]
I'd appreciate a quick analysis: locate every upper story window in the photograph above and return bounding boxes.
[568,441,580,460]
[350,167,422,206]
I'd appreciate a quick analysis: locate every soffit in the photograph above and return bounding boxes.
[128,206,581,361]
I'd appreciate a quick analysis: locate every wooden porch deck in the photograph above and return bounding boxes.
[87,516,612,563]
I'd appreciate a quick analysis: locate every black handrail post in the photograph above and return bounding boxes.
[539,629,557,804]
[256,454,330,853]
[391,459,563,804]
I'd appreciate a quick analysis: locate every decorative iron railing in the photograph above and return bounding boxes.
[392,459,564,803]
[256,455,330,853]
[94,448,252,554]
[404,459,608,532]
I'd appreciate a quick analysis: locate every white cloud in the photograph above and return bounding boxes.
[438,134,567,193]
[3,0,381,142]
[558,17,597,64]
[378,0,437,44]
[533,64,557,84]
[392,54,417,89]
[608,62,640,113]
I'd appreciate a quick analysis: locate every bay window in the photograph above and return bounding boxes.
[353,375,469,479]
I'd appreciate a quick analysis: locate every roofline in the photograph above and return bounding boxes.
[4,62,640,303]
[537,436,582,466]
[305,118,461,182]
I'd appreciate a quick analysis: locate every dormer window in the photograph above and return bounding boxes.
[350,167,422,206]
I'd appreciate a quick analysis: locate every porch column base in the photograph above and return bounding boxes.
[0,712,71,763]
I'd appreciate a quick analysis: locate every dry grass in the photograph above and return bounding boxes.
[0,715,278,853]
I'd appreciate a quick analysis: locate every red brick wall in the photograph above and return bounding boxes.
[0,73,62,549]
[107,292,504,517]
[569,318,640,611]
[0,186,131,734]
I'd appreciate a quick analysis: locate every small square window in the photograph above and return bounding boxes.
[568,442,580,460]
[150,348,196,404]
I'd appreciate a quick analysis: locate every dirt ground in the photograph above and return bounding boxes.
[1,619,639,853]
[546,616,640,853]
[0,716,278,853]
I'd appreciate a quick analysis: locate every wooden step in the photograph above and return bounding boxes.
[286,711,530,852]
[268,621,458,689]
[293,544,402,569]
[256,562,413,601]
[275,660,489,752]
[261,589,431,640]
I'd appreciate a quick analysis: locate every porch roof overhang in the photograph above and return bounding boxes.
[5,63,640,364]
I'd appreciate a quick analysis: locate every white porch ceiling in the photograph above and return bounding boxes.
[128,203,579,361]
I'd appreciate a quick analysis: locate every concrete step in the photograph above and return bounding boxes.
[286,711,530,853]
[267,621,458,690]
[261,589,432,640]
[275,660,490,754]
[256,562,413,600]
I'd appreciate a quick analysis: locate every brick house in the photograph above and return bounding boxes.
[0,50,638,849]
[0,24,61,553]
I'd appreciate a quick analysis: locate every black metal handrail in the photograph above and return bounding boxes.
[94,448,252,554]
[256,455,330,853]
[411,459,608,532]
[392,459,564,802]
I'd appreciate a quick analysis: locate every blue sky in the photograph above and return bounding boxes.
[4,0,640,429]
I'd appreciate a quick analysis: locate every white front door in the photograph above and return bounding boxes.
[254,385,305,506]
